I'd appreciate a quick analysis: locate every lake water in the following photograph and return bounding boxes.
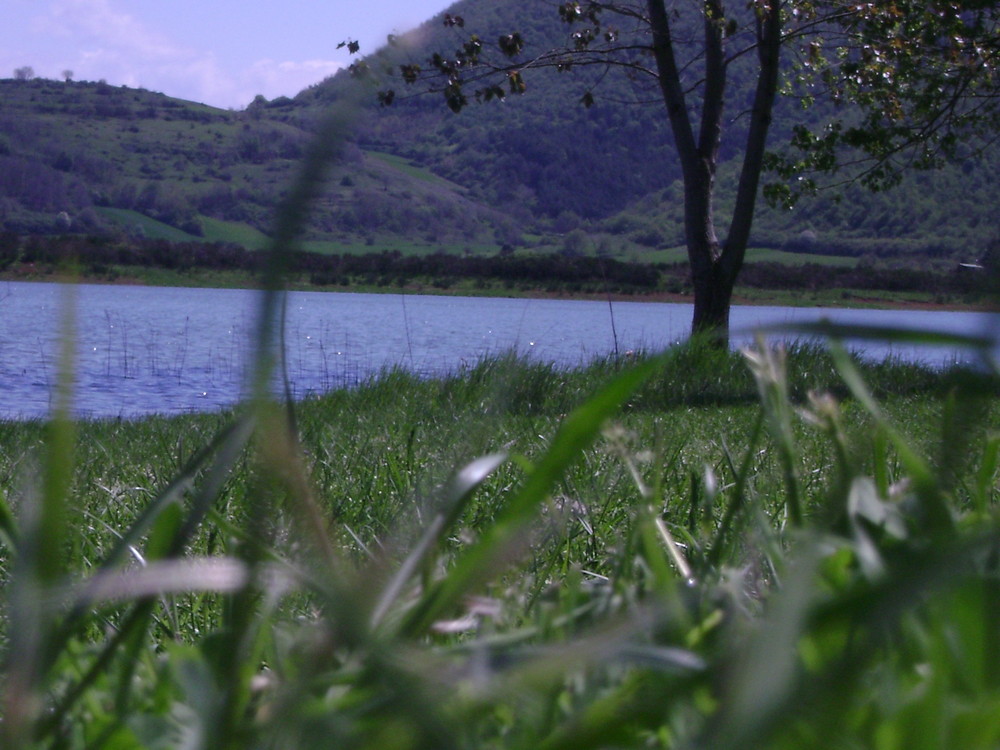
[0,280,996,420]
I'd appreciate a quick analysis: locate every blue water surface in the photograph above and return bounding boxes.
[0,281,995,419]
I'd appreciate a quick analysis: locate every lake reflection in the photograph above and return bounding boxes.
[0,281,995,419]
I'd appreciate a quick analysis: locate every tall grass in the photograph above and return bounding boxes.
[0,92,998,749]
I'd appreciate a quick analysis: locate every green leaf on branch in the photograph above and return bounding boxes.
[507,71,526,95]
[498,33,525,58]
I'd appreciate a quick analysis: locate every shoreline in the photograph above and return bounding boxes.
[0,267,992,314]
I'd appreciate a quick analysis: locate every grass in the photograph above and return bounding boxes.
[625,245,859,267]
[95,208,201,243]
[742,247,860,266]
[0,342,997,748]
[36,266,978,312]
[299,238,494,256]
[199,217,271,250]
[366,151,469,190]
[95,211,272,250]
[732,286,981,309]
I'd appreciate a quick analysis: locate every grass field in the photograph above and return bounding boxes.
[0,339,997,748]
[95,207,201,243]
[92,204,859,271]
[366,151,470,191]
[199,217,272,250]
[299,238,501,256]
[639,245,859,267]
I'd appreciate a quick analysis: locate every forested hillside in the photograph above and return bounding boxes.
[298,0,998,262]
[1,0,996,266]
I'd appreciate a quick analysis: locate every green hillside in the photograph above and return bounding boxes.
[1,0,996,268]
[0,77,518,251]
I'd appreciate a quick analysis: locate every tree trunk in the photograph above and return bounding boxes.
[691,257,736,341]
[647,0,782,348]
[684,161,731,345]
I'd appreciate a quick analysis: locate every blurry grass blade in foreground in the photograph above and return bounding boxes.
[757,319,998,374]
[1,282,77,747]
[249,97,360,405]
[757,319,996,350]
[826,340,950,534]
[62,558,250,606]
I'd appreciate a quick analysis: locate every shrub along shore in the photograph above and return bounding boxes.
[0,344,998,747]
[1,231,994,310]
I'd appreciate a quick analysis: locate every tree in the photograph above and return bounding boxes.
[346,1,999,344]
[13,66,34,81]
[62,69,74,82]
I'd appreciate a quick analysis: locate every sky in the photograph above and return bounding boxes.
[1,0,457,109]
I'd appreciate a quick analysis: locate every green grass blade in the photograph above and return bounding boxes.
[974,433,1000,514]
[38,416,256,732]
[172,414,256,555]
[535,671,683,750]
[709,410,764,568]
[0,285,77,747]
[702,544,822,750]
[38,283,79,585]
[249,100,360,406]
[49,415,254,654]
[828,341,951,534]
[0,487,18,550]
[728,529,1000,749]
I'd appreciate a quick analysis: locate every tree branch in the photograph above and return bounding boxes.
[698,0,727,160]
[646,0,698,168]
[723,0,782,276]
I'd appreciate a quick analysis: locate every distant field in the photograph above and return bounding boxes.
[94,207,862,273]
[95,207,199,242]
[366,151,466,190]
[301,238,501,257]
[745,247,859,266]
[199,217,270,249]
[94,211,500,258]
[640,245,858,267]
[95,210,270,249]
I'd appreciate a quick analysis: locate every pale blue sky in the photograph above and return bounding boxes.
[1,0,457,109]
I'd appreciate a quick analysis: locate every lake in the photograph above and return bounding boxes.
[0,281,996,420]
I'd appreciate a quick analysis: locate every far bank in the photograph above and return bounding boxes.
[1,262,993,313]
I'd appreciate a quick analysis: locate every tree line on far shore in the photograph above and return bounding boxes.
[0,232,990,299]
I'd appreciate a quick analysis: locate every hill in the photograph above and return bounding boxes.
[296,0,998,265]
[1,0,996,268]
[0,77,518,251]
